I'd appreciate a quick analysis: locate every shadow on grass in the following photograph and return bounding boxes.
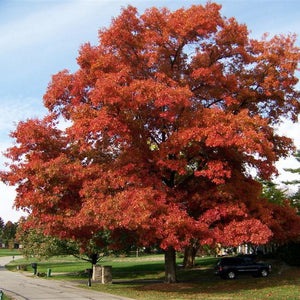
[45,258,218,282]
[111,258,218,281]
[112,262,165,280]
[52,263,166,281]
[118,267,300,298]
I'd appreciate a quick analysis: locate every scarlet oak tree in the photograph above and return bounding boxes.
[2,3,300,282]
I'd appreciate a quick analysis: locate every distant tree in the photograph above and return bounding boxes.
[0,217,4,229]
[283,150,300,213]
[2,221,17,248]
[0,217,4,237]
[284,150,300,186]
[289,190,300,215]
[260,179,287,206]
[2,3,300,282]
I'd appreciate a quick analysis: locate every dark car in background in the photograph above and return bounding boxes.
[215,256,271,279]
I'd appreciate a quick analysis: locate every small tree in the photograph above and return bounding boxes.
[17,217,112,266]
[2,221,17,248]
[16,224,79,259]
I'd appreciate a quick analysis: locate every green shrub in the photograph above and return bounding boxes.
[277,242,300,266]
[16,264,28,271]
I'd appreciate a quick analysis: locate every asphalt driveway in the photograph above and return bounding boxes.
[0,256,132,300]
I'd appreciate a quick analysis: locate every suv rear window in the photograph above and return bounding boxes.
[220,257,242,265]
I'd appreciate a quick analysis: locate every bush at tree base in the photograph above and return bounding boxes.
[277,242,300,266]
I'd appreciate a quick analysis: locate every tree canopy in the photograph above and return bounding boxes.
[1,3,300,282]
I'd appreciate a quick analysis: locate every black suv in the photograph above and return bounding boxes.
[214,256,271,279]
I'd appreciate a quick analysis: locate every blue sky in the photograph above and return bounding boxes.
[1,0,300,223]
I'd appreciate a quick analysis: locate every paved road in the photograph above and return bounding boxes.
[0,257,133,300]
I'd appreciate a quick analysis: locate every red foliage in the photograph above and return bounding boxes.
[1,3,300,252]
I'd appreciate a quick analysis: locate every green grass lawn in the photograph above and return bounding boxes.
[5,254,213,279]
[0,248,21,257]
[6,254,168,278]
[5,254,300,299]
[5,255,91,274]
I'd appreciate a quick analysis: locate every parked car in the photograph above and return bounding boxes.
[214,255,271,279]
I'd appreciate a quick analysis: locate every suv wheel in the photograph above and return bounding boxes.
[227,271,236,279]
[261,269,269,277]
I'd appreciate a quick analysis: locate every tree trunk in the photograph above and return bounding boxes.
[183,245,198,269]
[164,247,177,283]
[90,252,99,277]
[90,253,99,265]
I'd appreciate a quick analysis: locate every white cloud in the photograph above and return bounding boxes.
[0,183,26,223]
[0,96,46,132]
[276,119,300,149]
[0,0,115,54]
[0,95,47,180]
